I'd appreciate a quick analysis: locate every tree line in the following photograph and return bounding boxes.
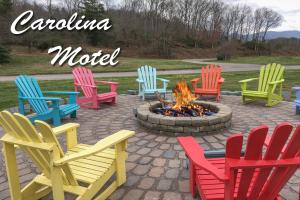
[0,0,290,58]
[114,0,283,54]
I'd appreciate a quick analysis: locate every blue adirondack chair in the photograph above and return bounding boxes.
[15,75,80,126]
[136,66,169,100]
[294,87,300,114]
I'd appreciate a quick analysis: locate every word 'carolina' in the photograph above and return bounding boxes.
[11,10,111,35]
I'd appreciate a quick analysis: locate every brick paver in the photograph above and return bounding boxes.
[0,95,299,199]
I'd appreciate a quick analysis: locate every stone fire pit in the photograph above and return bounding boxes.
[135,100,232,136]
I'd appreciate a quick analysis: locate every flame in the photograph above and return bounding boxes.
[173,80,196,109]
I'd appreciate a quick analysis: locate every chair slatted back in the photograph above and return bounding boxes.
[258,63,284,93]
[73,67,96,97]
[15,75,49,114]
[225,123,300,200]
[0,111,77,186]
[137,65,157,90]
[201,64,221,90]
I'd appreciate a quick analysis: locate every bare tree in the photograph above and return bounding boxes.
[253,8,264,41]
[45,0,52,15]
[1,0,285,56]
[261,8,283,41]
[63,0,77,13]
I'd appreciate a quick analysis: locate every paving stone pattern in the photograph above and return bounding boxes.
[0,95,299,200]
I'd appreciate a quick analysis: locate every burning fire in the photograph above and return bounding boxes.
[173,80,196,109]
[153,80,213,117]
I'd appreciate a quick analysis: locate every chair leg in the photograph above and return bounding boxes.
[92,99,99,109]
[3,143,22,200]
[266,97,276,107]
[53,116,61,126]
[93,181,118,200]
[216,93,221,102]
[18,98,25,115]
[70,111,77,118]
[51,171,64,199]
[242,96,247,104]
[189,161,197,198]
[112,97,116,104]
[266,101,272,107]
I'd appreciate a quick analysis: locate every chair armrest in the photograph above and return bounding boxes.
[74,83,97,88]
[204,150,245,158]
[239,78,258,83]
[44,91,79,104]
[44,91,79,95]
[136,79,144,83]
[19,96,61,101]
[1,134,55,151]
[204,150,226,158]
[293,87,300,91]
[96,81,118,92]
[227,157,300,169]
[157,78,170,82]
[52,123,80,136]
[191,77,201,83]
[177,136,228,181]
[268,79,284,85]
[54,130,135,166]
[95,80,119,85]
[218,77,225,83]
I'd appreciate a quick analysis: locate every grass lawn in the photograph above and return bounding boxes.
[0,54,199,76]
[1,70,299,110]
[222,56,300,65]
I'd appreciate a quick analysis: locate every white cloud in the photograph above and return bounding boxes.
[227,0,300,31]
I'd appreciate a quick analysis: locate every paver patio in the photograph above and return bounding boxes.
[0,95,299,200]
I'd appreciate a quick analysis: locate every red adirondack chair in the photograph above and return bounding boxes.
[72,67,118,109]
[178,123,300,200]
[191,64,224,101]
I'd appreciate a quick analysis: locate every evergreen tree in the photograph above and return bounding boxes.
[0,0,13,15]
[81,0,106,46]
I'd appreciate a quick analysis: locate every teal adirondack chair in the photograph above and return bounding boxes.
[16,75,80,126]
[136,66,169,100]
[239,63,285,107]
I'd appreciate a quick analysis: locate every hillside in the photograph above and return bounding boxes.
[261,31,300,39]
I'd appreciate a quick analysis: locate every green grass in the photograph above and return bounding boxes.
[1,70,299,110]
[0,54,199,76]
[222,56,300,65]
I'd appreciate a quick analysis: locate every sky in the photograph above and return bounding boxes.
[227,0,300,31]
[50,0,300,31]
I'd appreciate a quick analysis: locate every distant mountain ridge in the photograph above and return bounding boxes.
[265,31,300,39]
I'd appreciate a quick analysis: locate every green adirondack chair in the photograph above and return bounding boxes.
[239,63,285,107]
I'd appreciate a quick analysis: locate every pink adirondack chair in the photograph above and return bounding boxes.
[191,64,224,101]
[72,67,118,109]
[178,123,300,200]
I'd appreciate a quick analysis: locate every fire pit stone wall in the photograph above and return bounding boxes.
[136,101,232,136]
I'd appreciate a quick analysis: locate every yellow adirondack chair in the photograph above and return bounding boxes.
[0,111,134,200]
